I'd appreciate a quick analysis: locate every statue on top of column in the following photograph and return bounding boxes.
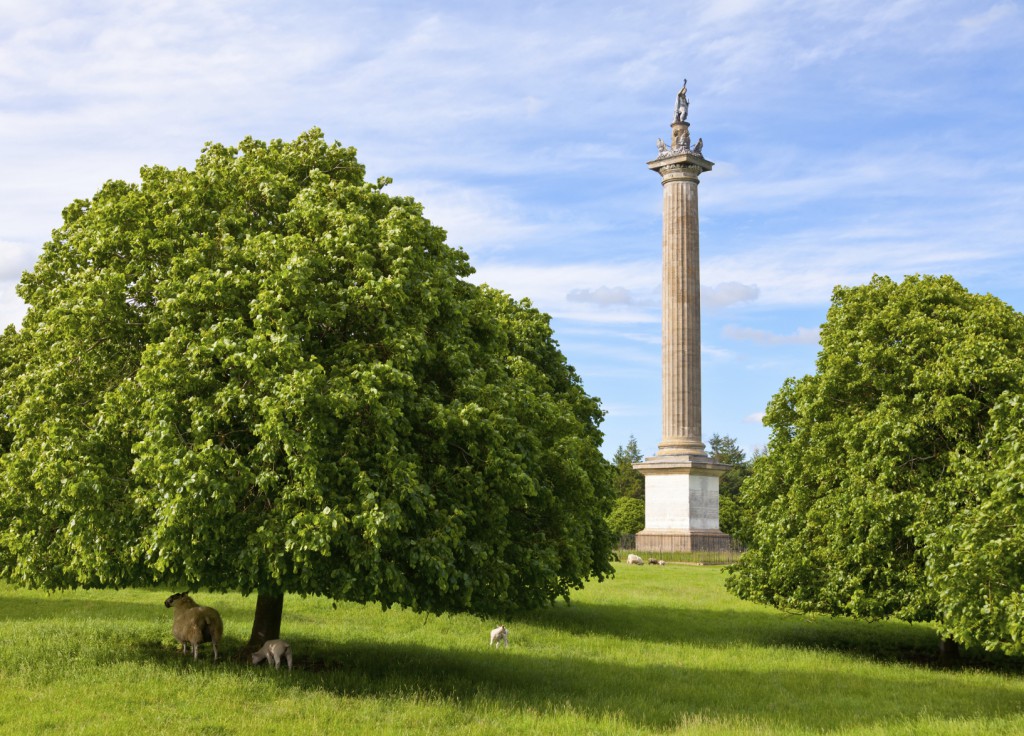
[674,79,689,123]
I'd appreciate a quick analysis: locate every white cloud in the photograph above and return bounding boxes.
[702,281,759,308]
[567,286,634,306]
[558,325,662,347]
[954,3,1021,47]
[723,324,821,345]
[0,242,37,281]
[0,281,27,330]
[391,179,544,253]
[744,412,767,424]
[703,345,740,361]
[471,260,660,324]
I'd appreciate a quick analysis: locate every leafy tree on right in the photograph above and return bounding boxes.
[726,274,1024,655]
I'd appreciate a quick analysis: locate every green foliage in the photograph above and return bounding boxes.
[0,129,614,617]
[606,496,645,536]
[707,433,745,468]
[727,274,1024,651]
[605,436,644,536]
[929,395,1024,655]
[707,433,752,536]
[610,435,644,499]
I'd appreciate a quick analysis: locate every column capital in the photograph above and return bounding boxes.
[648,152,714,180]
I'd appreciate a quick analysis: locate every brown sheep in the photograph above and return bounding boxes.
[164,592,224,661]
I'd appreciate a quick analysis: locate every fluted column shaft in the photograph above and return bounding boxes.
[657,164,705,455]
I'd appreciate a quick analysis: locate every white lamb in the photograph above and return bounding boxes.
[251,639,293,671]
[490,625,509,648]
[626,553,645,565]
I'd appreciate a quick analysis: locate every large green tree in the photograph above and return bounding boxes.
[726,274,1024,652]
[0,130,615,647]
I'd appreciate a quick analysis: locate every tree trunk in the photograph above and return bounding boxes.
[939,635,960,661]
[247,592,284,651]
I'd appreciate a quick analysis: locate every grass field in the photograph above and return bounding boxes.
[3,563,1024,735]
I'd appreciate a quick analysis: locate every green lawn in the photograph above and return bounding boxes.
[2,564,1024,735]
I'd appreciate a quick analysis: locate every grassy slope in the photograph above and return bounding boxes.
[2,565,1024,735]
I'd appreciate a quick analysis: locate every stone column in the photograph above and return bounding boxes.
[633,95,731,554]
[656,146,708,456]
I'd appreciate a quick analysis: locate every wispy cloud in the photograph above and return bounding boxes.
[953,2,1022,48]
[392,179,545,253]
[471,260,660,324]
[704,344,740,361]
[703,281,759,308]
[0,242,37,282]
[567,286,635,306]
[723,325,821,345]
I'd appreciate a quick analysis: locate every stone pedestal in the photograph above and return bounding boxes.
[634,454,732,552]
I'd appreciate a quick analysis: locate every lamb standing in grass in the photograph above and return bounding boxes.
[251,639,293,671]
[626,554,644,565]
[164,592,224,661]
[490,625,509,649]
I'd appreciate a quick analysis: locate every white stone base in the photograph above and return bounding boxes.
[633,455,732,551]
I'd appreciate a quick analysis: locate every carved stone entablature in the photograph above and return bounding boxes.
[662,162,702,175]
[647,152,714,177]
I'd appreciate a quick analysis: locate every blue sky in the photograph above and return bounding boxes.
[2,1,1022,459]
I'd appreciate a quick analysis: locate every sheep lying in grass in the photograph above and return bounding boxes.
[648,558,666,566]
[490,625,509,649]
[164,592,223,661]
[251,639,292,671]
[626,553,644,565]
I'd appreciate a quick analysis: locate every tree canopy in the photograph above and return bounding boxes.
[0,130,615,641]
[726,274,1024,654]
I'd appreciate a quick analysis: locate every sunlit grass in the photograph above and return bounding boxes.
[2,565,1024,734]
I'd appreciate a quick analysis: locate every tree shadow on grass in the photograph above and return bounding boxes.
[520,599,1024,673]
[265,639,1024,733]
